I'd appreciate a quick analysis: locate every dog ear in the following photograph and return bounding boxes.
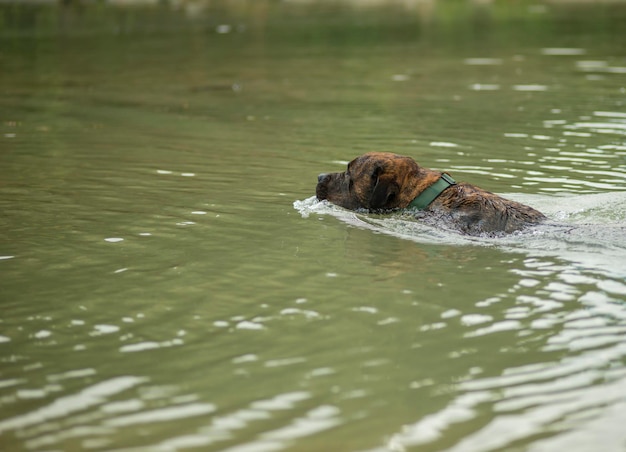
[369,176,398,209]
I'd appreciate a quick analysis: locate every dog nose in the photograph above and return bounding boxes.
[318,173,329,183]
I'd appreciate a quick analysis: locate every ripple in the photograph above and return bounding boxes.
[264,357,307,368]
[594,111,626,119]
[541,47,586,56]
[576,60,608,70]
[469,83,501,91]
[447,376,626,452]
[460,314,493,326]
[513,84,548,91]
[0,376,146,433]
[391,74,410,81]
[34,330,52,339]
[101,399,144,414]
[306,367,336,378]
[105,403,216,427]
[464,320,522,337]
[353,306,378,314]
[251,391,310,410]
[597,280,626,296]
[576,61,626,74]
[91,324,120,335]
[259,405,341,441]
[430,141,460,147]
[119,338,183,353]
[464,58,503,65]
[47,368,96,382]
[280,308,321,319]
[525,399,626,451]
[571,122,626,134]
[196,392,320,451]
[386,392,493,448]
[236,320,265,330]
[232,354,258,364]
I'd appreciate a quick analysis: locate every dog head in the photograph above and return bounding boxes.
[316,152,440,211]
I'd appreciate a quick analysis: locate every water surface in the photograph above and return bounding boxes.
[1,1,626,451]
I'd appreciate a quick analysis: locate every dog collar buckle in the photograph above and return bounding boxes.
[408,173,456,210]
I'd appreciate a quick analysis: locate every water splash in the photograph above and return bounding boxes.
[294,191,626,278]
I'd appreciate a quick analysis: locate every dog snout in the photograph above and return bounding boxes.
[318,173,330,184]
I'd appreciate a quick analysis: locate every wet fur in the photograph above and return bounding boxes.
[316,152,545,235]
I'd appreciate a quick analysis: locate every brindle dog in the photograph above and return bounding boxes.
[316,152,545,235]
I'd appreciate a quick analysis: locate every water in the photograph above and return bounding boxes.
[1,1,625,451]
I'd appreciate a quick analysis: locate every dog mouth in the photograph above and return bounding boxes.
[316,173,332,200]
[315,184,328,201]
[315,172,363,210]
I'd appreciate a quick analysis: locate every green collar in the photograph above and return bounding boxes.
[408,173,456,210]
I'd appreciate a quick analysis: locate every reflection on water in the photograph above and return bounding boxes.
[1,1,626,451]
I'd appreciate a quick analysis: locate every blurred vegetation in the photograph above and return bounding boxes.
[1,0,625,49]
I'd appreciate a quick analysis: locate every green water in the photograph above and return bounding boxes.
[1,1,626,451]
